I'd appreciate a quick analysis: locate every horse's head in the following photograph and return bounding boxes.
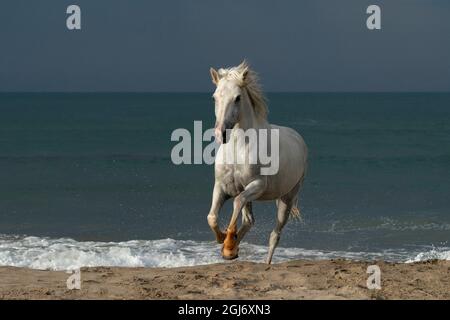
[209,61,249,144]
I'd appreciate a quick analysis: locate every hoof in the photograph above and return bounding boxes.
[221,246,239,261]
[222,228,239,260]
[222,254,239,260]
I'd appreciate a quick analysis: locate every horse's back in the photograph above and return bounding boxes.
[271,124,307,165]
[259,124,307,200]
[272,124,307,151]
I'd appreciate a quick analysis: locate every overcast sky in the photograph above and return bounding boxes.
[0,0,449,92]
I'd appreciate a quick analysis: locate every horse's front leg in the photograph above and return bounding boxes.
[222,179,266,260]
[207,183,228,243]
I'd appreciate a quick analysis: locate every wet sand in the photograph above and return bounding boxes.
[0,259,449,300]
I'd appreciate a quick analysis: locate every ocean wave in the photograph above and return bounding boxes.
[406,247,450,263]
[0,235,448,271]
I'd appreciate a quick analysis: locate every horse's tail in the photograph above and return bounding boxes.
[289,172,306,222]
[289,196,302,222]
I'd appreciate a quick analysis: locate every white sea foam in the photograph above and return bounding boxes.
[406,247,450,263]
[0,235,448,271]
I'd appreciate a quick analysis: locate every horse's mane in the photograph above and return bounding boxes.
[218,61,268,120]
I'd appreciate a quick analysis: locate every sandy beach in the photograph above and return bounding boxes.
[0,259,448,300]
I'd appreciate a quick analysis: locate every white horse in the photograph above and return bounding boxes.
[207,61,308,264]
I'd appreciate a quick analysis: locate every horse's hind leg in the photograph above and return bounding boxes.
[266,199,290,264]
[237,202,254,243]
[266,182,301,264]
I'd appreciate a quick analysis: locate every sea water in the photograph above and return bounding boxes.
[0,93,449,270]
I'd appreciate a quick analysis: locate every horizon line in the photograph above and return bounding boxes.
[1,91,450,94]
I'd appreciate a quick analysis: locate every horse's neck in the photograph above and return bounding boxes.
[234,96,268,132]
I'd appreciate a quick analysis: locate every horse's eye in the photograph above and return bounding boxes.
[235,95,241,103]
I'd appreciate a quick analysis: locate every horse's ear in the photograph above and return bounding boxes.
[242,66,249,82]
[239,60,249,83]
[210,68,219,85]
